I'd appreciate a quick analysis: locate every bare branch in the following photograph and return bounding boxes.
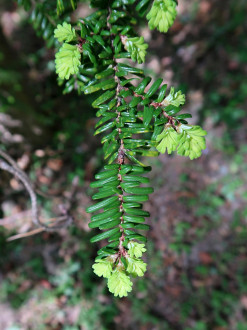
[0,149,74,233]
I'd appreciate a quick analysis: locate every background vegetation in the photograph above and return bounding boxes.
[0,0,247,329]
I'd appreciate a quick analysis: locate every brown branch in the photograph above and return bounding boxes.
[107,7,128,260]
[0,149,74,233]
[7,228,45,241]
[6,215,72,241]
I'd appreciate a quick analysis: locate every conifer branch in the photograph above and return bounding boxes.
[15,0,208,297]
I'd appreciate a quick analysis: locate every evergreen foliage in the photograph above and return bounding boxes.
[18,0,207,297]
[147,0,177,33]
[54,22,77,43]
[156,124,207,159]
[121,36,148,64]
[162,87,186,107]
[108,268,133,297]
[92,258,113,278]
[55,43,81,79]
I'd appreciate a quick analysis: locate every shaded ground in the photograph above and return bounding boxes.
[0,0,247,329]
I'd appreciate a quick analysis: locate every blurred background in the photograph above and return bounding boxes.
[0,0,247,329]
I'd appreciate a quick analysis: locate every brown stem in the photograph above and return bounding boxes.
[0,149,74,232]
[107,7,128,260]
[132,90,181,130]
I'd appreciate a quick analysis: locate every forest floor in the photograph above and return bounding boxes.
[0,0,247,329]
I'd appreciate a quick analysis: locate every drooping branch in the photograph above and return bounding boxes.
[107,7,129,261]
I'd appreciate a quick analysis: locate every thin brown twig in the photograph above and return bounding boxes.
[7,228,45,241]
[0,149,74,234]
[107,7,128,260]
[6,214,72,241]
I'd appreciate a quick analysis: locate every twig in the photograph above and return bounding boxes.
[107,6,128,260]
[7,228,44,241]
[0,149,74,233]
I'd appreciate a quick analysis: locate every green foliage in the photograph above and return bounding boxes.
[54,22,81,79]
[54,22,81,80]
[92,249,147,297]
[17,0,31,11]
[54,22,77,42]
[30,7,56,46]
[92,258,113,278]
[162,87,185,107]
[5,1,247,326]
[51,0,207,296]
[127,257,147,276]
[17,0,80,47]
[156,125,180,154]
[128,242,146,258]
[57,0,78,15]
[55,43,81,79]
[17,0,207,298]
[57,0,65,16]
[122,36,148,64]
[107,268,133,297]
[156,124,207,159]
[147,0,177,33]
[177,125,207,160]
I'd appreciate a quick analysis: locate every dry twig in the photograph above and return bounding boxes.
[0,149,75,237]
